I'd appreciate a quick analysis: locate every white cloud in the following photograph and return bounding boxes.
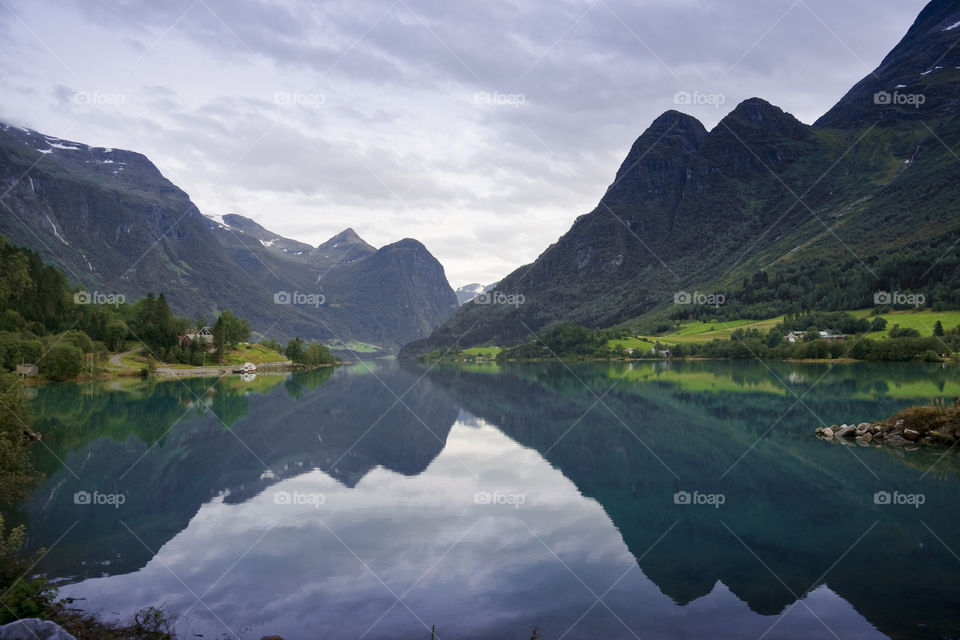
[0,0,929,286]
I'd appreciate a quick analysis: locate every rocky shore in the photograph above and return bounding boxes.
[815,403,960,447]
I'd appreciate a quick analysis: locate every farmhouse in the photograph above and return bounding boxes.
[179,326,215,352]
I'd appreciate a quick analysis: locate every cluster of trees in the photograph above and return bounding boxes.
[129,295,252,365]
[666,243,960,326]
[673,329,954,362]
[0,235,339,380]
[0,373,53,620]
[283,338,336,366]
[486,312,960,363]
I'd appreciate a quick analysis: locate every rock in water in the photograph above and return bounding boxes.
[903,428,920,441]
[836,425,857,438]
[0,619,76,640]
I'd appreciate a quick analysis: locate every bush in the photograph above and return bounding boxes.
[40,344,83,381]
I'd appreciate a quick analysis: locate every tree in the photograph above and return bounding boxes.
[0,373,38,502]
[105,319,128,352]
[214,310,251,350]
[40,344,83,381]
[285,338,305,363]
[934,320,945,337]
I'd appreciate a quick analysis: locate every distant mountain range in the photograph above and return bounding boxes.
[0,125,457,352]
[402,0,960,357]
[454,282,497,305]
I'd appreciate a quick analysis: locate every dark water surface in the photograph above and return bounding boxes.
[15,360,960,639]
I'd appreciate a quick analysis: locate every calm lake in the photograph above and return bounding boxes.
[13,360,960,639]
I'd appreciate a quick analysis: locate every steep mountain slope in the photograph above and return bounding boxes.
[402,0,960,357]
[815,0,960,129]
[0,125,457,350]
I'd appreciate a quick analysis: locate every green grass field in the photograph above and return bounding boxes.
[115,342,287,370]
[607,309,960,350]
[328,340,382,353]
[866,309,960,338]
[460,346,502,358]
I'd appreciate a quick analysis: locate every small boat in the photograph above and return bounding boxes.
[242,362,257,373]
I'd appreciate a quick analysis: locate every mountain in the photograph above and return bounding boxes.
[0,124,457,351]
[815,0,960,129]
[402,0,960,357]
[454,282,497,305]
[204,214,457,349]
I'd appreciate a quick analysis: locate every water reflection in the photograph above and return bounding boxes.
[17,360,960,639]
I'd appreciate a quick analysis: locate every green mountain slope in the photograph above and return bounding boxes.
[402,0,960,357]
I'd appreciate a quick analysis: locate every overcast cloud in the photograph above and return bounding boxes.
[0,0,928,286]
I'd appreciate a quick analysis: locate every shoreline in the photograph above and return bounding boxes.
[435,355,950,364]
[23,361,341,386]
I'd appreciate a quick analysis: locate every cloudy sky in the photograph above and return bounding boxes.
[0,0,928,287]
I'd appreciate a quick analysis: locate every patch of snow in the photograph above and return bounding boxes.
[204,214,235,231]
[47,141,82,151]
[100,159,115,164]
[920,69,934,76]
[260,238,277,248]
[35,148,52,154]
[45,215,69,246]
[895,84,907,88]
[943,20,960,31]
[81,253,94,271]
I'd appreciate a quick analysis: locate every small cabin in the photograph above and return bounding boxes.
[16,363,38,378]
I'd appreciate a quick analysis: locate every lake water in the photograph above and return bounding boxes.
[14,360,960,639]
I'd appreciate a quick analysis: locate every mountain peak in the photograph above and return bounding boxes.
[650,109,705,130]
[317,228,375,252]
[604,110,706,203]
[716,97,808,132]
[815,0,960,128]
